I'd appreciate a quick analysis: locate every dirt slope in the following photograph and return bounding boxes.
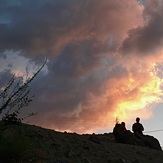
[0,122,163,163]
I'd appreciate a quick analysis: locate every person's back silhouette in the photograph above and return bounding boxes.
[132,117,144,134]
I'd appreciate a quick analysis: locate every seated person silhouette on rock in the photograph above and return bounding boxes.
[113,122,131,143]
[132,117,144,135]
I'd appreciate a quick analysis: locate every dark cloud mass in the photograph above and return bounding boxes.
[0,0,142,56]
[1,0,163,133]
[121,0,163,56]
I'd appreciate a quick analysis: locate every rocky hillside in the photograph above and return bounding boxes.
[0,121,163,163]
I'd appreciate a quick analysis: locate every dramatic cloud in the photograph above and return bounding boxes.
[0,0,143,56]
[1,0,163,133]
[121,0,163,56]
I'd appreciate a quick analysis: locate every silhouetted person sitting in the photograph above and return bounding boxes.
[113,122,130,143]
[121,122,127,133]
[113,123,121,141]
[113,122,126,138]
[132,117,144,135]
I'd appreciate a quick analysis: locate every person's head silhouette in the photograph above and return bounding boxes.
[121,122,125,126]
[136,117,140,123]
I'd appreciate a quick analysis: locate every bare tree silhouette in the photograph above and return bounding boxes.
[0,58,47,124]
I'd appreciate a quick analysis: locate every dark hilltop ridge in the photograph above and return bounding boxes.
[0,121,163,163]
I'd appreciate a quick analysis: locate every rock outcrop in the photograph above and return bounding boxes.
[112,129,162,151]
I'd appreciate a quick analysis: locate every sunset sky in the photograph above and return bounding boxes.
[1,0,163,146]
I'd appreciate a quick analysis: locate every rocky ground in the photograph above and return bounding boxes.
[0,121,163,163]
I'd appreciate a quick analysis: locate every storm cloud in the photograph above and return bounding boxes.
[121,0,163,56]
[0,0,143,56]
[0,0,163,133]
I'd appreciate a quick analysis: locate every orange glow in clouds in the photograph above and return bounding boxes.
[114,63,163,122]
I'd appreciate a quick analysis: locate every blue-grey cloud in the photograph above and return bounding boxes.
[0,69,13,88]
